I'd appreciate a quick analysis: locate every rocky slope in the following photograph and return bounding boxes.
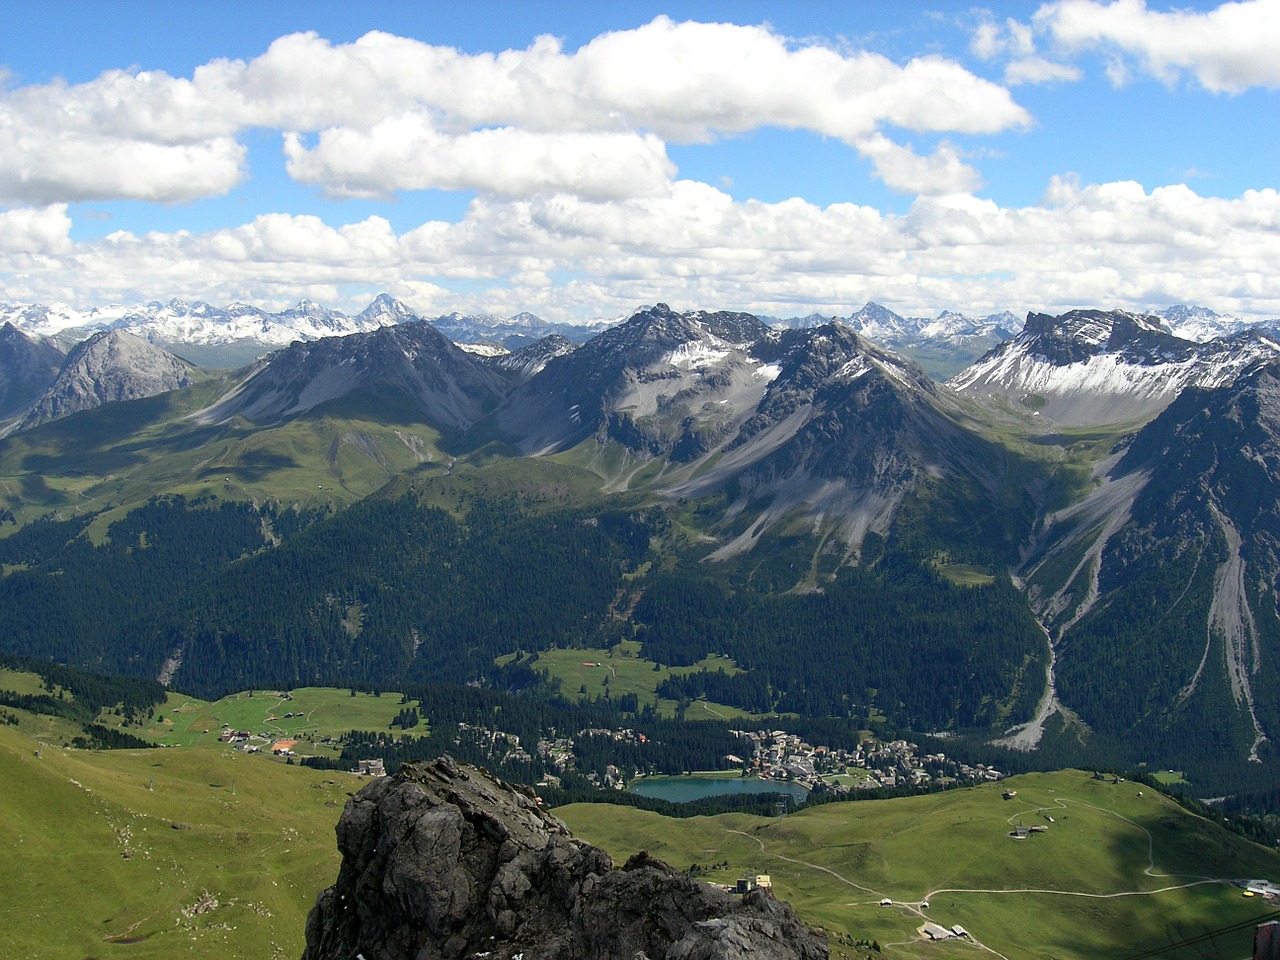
[487,334,578,384]
[667,322,1006,558]
[1023,360,1280,769]
[14,330,193,432]
[194,320,506,431]
[952,309,1280,426]
[302,756,826,960]
[493,304,774,457]
[0,322,64,421]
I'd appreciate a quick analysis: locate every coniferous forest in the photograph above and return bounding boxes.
[0,490,1042,737]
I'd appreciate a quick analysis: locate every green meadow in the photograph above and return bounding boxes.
[0,722,352,960]
[0,381,455,529]
[500,638,757,720]
[5,684,1279,960]
[120,686,430,752]
[558,770,1280,960]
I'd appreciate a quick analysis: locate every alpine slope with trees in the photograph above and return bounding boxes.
[2,295,1280,800]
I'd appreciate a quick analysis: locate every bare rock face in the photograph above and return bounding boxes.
[302,756,827,960]
[17,329,193,430]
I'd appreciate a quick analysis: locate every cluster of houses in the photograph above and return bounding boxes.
[483,720,1007,796]
[216,725,305,757]
[536,727,648,789]
[728,729,1004,792]
[455,721,534,765]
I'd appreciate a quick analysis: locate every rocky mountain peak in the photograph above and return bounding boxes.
[1018,309,1179,365]
[357,293,419,325]
[489,334,577,382]
[952,307,1280,426]
[852,301,901,324]
[16,329,192,431]
[302,756,826,960]
[194,320,503,429]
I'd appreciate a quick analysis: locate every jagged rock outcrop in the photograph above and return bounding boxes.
[302,756,827,960]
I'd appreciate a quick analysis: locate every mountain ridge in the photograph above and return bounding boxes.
[951,308,1280,426]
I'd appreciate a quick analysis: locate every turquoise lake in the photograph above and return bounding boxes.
[627,776,809,805]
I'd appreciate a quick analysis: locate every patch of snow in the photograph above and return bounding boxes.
[662,341,730,370]
[457,342,509,358]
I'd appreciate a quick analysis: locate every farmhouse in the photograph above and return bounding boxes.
[356,759,386,777]
[919,922,954,941]
[735,874,772,894]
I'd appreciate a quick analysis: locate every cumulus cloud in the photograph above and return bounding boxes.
[854,135,982,195]
[0,204,72,254]
[283,123,675,200]
[1035,0,1280,92]
[0,18,1029,204]
[969,14,1082,85]
[0,129,245,206]
[5,178,1280,323]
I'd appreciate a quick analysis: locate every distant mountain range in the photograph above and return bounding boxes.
[951,308,1280,426]
[5,296,1280,790]
[0,295,611,369]
[3,293,1271,379]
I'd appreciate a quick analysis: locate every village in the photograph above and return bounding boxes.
[210,701,1004,799]
[726,728,1005,794]
[528,724,1005,794]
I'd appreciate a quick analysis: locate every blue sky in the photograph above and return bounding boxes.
[1,0,1278,322]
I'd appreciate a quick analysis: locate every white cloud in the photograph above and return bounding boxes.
[969,14,1082,85]
[854,135,982,195]
[283,122,675,201]
[1006,56,1083,85]
[0,204,72,254]
[5,177,1280,323]
[971,21,1005,61]
[0,128,245,205]
[0,19,1029,204]
[1036,0,1280,92]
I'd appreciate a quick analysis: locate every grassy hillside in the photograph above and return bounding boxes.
[7,700,1278,960]
[557,770,1280,960]
[0,722,354,960]
[497,638,754,720]
[119,686,431,750]
[0,382,455,528]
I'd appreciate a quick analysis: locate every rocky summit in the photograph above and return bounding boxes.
[302,756,827,960]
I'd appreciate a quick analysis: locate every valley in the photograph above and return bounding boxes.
[3,696,1277,960]
[5,296,1280,957]
[5,299,1280,796]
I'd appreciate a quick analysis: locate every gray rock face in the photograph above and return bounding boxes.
[17,329,192,430]
[0,321,64,420]
[302,756,827,960]
[195,321,505,430]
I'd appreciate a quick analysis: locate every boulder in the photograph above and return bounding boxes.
[302,756,827,960]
